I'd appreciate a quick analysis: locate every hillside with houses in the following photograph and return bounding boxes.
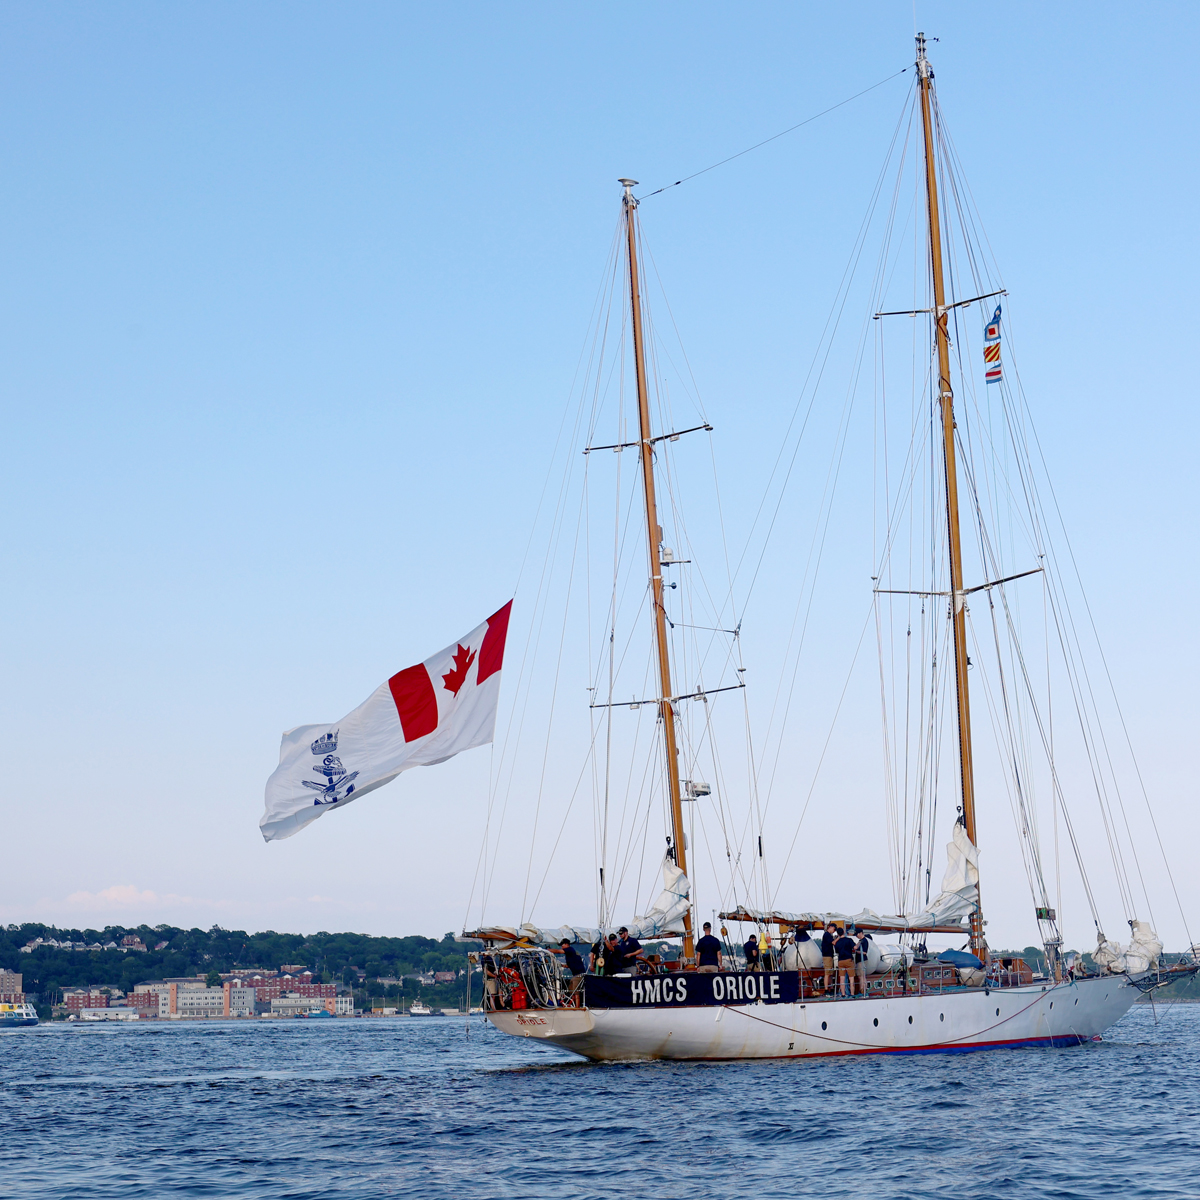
[2,923,481,1017]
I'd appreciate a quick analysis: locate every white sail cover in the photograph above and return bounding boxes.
[926,821,981,926]
[486,863,692,947]
[725,824,980,933]
[1094,920,1163,975]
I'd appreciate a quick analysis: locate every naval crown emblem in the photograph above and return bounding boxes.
[311,730,339,756]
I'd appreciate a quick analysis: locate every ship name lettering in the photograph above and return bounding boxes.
[704,974,780,1004]
[629,977,696,1005]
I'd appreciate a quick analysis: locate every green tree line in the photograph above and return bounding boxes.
[2,922,483,1014]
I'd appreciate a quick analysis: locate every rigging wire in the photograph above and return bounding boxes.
[636,69,909,201]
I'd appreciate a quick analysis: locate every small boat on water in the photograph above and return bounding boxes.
[466,34,1197,1061]
[0,1002,39,1029]
[408,1001,436,1016]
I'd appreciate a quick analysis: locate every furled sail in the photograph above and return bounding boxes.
[723,824,980,934]
[1093,920,1162,975]
[472,863,691,948]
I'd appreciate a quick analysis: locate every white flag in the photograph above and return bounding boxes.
[260,601,512,842]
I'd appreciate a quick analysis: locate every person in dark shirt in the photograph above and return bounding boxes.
[558,939,586,975]
[695,921,723,972]
[556,938,586,999]
[821,922,837,991]
[603,933,624,976]
[589,939,603,974]
[835,927,856,996]
[854,930,872,998]
[744,935,761,972]
[616,927,644,972]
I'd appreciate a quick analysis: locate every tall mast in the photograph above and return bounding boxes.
[915,36,985,954]
[619,178,694,959]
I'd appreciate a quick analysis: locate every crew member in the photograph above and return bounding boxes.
[854,929,872,997]
[821,922,838,991]
[695,922,723,973]
[744,934,761,972]
[604,932,624,976]
[835,927,856,997]
[616,927,644,972]
[556,938,586,997]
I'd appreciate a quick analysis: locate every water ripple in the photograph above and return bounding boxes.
[3,1004,1199,1198]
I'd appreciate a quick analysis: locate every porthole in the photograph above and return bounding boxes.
[996,1008,1000,1016]
[1050,1002,1053,1010]
[873,1018,879,1027]
[908,1015,913,1024]
[939,1013,944,1022]
[821,1021,827,1031]
[1074,999,1078,1006]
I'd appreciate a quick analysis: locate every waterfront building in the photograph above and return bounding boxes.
[79,1008,140,1022]
[0,971,24,1002]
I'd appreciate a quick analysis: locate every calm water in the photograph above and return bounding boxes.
[4,1004,1199,1199]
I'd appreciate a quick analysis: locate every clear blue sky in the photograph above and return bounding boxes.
[3,3,1196,948]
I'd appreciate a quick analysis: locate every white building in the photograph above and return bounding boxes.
[79,1008,139,1021]
[173,986,225,1018]
[225,986,255,1017]
[271,995,332,1016]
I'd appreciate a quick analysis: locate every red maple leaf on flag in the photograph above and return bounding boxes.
[441,644,476,696]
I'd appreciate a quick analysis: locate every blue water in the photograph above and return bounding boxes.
[4,1004,1198,1199]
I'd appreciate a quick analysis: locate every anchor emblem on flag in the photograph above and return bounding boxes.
[301,729,360,806]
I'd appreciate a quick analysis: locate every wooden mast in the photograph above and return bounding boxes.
[916,36,985,954]
[619,178,694,959]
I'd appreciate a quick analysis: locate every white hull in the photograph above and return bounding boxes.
[487,974,1140,1061]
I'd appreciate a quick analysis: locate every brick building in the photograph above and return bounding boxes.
[64,989,118,1011]
[0,971,24,1003]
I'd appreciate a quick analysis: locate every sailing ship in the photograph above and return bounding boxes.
[465,36,1197,1060]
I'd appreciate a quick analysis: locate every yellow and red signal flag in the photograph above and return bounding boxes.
[983,304,1003,385]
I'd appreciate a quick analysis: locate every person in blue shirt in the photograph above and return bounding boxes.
[695,922,723,972]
